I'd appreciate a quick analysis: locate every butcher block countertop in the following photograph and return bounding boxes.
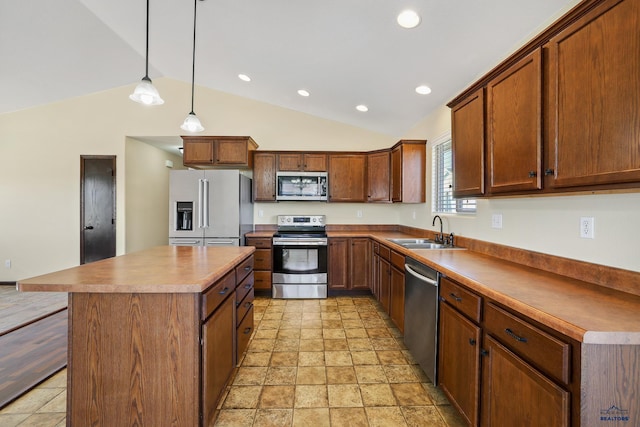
[247,229,640,345]
[17,245,255,294]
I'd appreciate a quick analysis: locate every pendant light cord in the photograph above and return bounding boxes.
[144,0,150,79]
[189,0,198,114]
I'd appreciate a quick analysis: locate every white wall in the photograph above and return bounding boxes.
[0,78,394,281]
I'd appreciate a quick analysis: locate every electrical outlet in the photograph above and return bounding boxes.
[491,214,503,229]
[4,259,10,269]
[356,210,363,218]
[580,217,595,239]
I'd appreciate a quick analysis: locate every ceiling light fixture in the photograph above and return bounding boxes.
[238,74,251,82]
[397,10,421,29]
[297,89,310,97]
[415,85,432,95]
[356,105,369,112]
[130,0,164,105]
[181,0,204,133]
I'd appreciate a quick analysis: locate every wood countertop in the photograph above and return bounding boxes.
[17,245,255,294]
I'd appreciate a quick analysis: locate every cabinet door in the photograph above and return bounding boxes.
[390,146,402,202]
[215,139,249,166]
[328,237,349,290]
[303,153,328,171]
[350,238,371,290]
[183,139,213,164]
[253,152,277,201]
[391,141,426,203]
[202,295,235,427]
[481,335,569,427]
[546,0,640,188]
[378,258,391,312]
[487,49,542,193]
[389,266,404,333]
[367,151,391,202]
[278,153,303,171]
[438,302,481,427]
[371,252,380,298]
[452,88,485,197]
[328,154,367,202]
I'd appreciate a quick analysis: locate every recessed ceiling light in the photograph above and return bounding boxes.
[397,10,421,29]
[415,85,432,95]
[238,74,251,82]
[297,89,310,97]
[356,105,369,112]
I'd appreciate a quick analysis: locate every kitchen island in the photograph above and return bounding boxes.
[17,245,255,427]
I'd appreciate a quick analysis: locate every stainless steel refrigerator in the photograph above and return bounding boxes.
[169,170,253,246]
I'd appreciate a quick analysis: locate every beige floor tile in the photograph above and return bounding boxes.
[395,337,408,349]
[301,311,321,319]
[259,385,295,409]
[0,388,63,414]
[402,349,419,365]
[345,327,368,338]
[222,386,262,409]
[292,408,330,427]
[258,320,281,330]
[214,409,256,426]
[377,350,408,365]
[322,328,346,339]
[329,407,369,427]
[348,338,373,351]
[37,371,67,388]
[300,319,323,328]
[327,384,363,407]
[249,338,276,352]
[342,319,364,329]
[355,365,388,384]
[273,339,300,352]
[282,312,302,320]
[340,311,361,320]
[262,312,283,320]
[299,338,324,351]
[277,328,301,339]
[280,319,302,329]
[383,365,419,383]
[294,385,328,408]
[410,364,431,382]
[360,383,397,407]
[35,390,66,413]
[402,406,447,427]
[0,414,30,427]
[366,327,392,338]
[370,337,401,350]
[326,366,357,384]
[254,328,279,339]
[365,406,408,427]
[323,338,349,351]
[233,367,268,385]
[9,413,65,427]
[422,382,451,406]
[359,311,380,320]
[298,351,325,366]
[322,319,343,329]
[242,352,272,367]
[389,327,403,338]
[299,328,323,339]
[321,312,341,320]
[296,366,326,384]
[270,352,299,367]
[436,405,468,427]
[253,408,293,427]
[324,351,353,366]
[264,367,297,385]
[351,351,379,365]
[391,383,433,406]
[363,319,388,329]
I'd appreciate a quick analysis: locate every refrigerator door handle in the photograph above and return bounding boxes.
[198,178,204,229]
[202,179,210,228]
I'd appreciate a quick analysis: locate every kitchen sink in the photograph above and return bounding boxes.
[386,238,452,249]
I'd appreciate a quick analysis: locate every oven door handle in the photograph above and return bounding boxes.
[273,240,327,246]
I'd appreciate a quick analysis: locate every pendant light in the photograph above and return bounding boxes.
[181,0,204,132]
[129,0,164,105]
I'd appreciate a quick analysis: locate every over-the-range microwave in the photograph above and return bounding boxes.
[276,171,328,201]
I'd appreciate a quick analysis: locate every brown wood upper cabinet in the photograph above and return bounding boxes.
[391,140,426,203]
[546,0,640,189]
[278,153,327,172]
[367,150,391,202]
[252,152,277,202]
[487,49,542,194]
[182,136,258,168]
[451,89,485,198]
[328,154,367,202]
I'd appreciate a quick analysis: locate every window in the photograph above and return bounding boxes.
[432,135,476,213]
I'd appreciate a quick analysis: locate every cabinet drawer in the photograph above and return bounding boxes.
[237,306,254,357]
[379,244,391,261]
[246,237,272,249]
[390,250,404,270]
[236,272,254,303]
[202,270,235,320]
[484,303,570,385]
[253,249,272,270]
[440,277,482,323]
[236,288,255,327]
[235,255,254,284]
[253,271,272,290]
[372,241,380,254]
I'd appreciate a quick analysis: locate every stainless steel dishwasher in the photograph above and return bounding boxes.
[404,257,440,384]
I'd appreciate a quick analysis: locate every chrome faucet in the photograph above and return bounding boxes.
[432,215,444,243]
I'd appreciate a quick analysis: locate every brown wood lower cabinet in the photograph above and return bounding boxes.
[328,237,370,290]
[246,237,272,291]
[388,250,405,333]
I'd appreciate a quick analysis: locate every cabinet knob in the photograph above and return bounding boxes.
[243,327,252,334]
[480,349,489,357]
[544,168,555,176]
[528,171,537,178]
[469,338,476,346]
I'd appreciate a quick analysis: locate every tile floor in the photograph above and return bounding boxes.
[0,295,466,427]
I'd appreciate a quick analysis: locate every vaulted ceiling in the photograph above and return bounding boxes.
[1,0,578,137]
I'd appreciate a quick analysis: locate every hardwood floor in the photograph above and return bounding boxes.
[0,286,68,409]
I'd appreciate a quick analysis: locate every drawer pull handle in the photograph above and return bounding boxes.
[469,338,476,346]
[218,287,230,295]
[243,327,252,334]
[244,266,251,271]
[244,283,253,289]
[244,302,253,309]
[505,328,528,343]
[449,293,462,302]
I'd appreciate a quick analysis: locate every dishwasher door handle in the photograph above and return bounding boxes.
[405,264,438,286]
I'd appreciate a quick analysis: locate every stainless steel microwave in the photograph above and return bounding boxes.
[276,172,328,201]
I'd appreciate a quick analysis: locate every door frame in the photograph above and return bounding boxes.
[80,155,116,264]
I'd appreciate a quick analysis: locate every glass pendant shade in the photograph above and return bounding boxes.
[130,76,164,105]
[181,112,204,132]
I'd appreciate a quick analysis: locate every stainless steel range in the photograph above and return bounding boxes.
[272,215,327,299]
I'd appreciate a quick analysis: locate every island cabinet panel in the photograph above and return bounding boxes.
[451,88,485,197]
[546,0,640,189]
[68,293,201,427]
[487,48,542,194]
